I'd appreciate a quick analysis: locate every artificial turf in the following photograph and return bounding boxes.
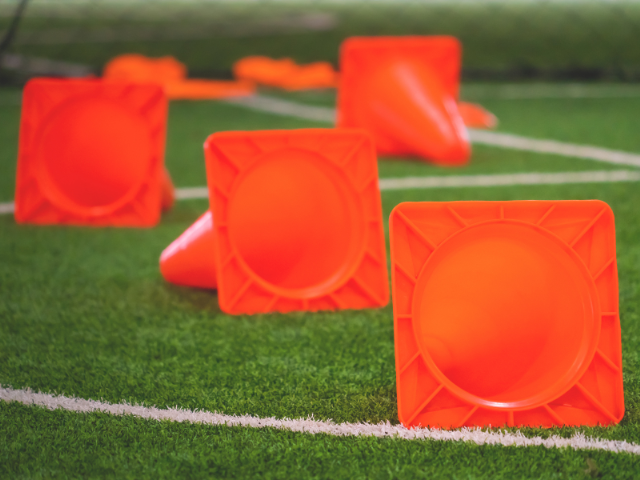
[1,85,640,477]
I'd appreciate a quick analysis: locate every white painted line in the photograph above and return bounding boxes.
[468,130,640,169]
[0,202,14,214]
[1,386,638,455]
[224,95,336,123]
[1,170,638,215]
[175,187,209,200]
[462,83,640,100]
[378,169,640,190]
[224,95,640,168]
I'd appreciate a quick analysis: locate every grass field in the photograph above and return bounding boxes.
[2,84,640,478]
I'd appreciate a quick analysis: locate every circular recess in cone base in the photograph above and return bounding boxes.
[228,148,366,296]
[37,97,152,215]
[413,221,599,407]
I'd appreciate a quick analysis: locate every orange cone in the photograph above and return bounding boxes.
[233,56,338,90]
[390,200,623,429]
[160,129,389,315]
[160,166,175,212]
[15,78,169,227]
[337,36,471,166]
[458,101,498,129]
[160,210,217,289]
[104,54,255,100]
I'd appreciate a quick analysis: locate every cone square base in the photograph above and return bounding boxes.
[15,78,168,227]
[390,200,623,429]
[205,129,389,315]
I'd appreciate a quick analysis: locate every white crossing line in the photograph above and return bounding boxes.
[1,170,638,215]
[1,386,638,455]
[223,94,640,169]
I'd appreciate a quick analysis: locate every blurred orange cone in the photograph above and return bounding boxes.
[338,36,471,165]
[160,166,175,211]
[233,56,338,90]
[15,78,169,227]
[104,54,255,99]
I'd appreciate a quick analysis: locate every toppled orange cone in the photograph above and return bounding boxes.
[160,210,217,289]
[458,101,498,129]
[104,54,255,100]
[15,78,169,227]
[160,129,389,315]
[160,166,175,211]
[233,56,338,90]
[390,200,623,429]
[337,36,471,165]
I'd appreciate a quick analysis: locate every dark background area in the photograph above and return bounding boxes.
[2,0,640,84]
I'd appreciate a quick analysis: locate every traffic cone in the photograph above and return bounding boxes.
[15,78,169,227]
[337,36,471,166]
[160,129,389,315]
[233,56,338,90]
[160,166,175,212]
[160,210,217,289]
[104,54,255,100]
[390,200,623,429]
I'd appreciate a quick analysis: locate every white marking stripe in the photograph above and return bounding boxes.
[176,187,209,200]
[0,202,14,214]
[378,169,640,190]
[468,131,640,169]
[224,95,640,168]
[463,83,640,100]
[1,386,638,455]
[225,95,336,123]
[1,170,639,215]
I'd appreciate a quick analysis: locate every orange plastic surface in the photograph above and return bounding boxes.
[163,79,255,100]
[104,54,255,99]
[202,129,389,315]
[337,36,470,165]
[390,200,623,429]
[104,54,186,84]
[160,166,175,212]
[15,78,169,227]
[458,101,498,129]
[160,210,218,289]
[233,56,338,90]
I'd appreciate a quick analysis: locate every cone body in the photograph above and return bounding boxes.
[15,78,168,227]
[390,200,624,429]
[160,210,217,289]
[338,36,470,165]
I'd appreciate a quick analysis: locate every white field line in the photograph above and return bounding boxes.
[462,83,640,100]
[224,94,640,169]
[0,201,14,214]
[1,386,638,455]
[1,170,639,215]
